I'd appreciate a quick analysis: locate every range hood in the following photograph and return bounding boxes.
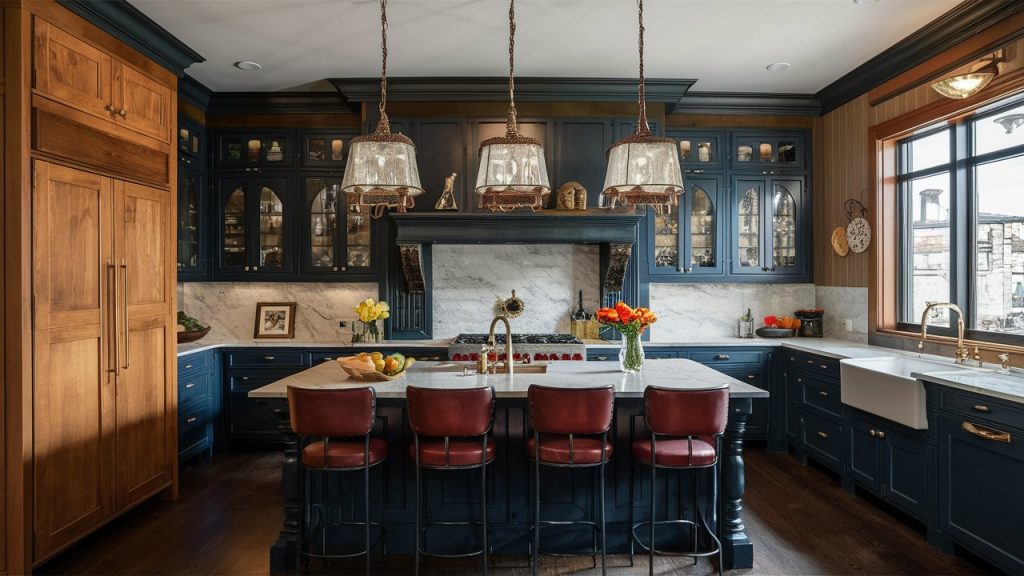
[390,209,643,293]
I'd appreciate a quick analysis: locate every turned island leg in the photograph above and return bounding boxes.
[270,414,299,573]
[720,397,753,570]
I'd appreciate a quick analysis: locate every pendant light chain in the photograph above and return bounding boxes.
[375,0,392,135]
[636,0,650,136]
[505,0,519,138]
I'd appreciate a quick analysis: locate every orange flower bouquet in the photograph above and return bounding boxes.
[595,302,657,372]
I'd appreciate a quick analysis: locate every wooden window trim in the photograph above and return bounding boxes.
[869,69,1024,358]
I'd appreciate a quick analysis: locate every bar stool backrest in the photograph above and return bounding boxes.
[643,386,729,437]
[287,386,376,438]
[528,385,615,435]
[406,386,495,437]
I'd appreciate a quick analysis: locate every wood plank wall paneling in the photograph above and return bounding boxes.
[816,36,1024,288]
[0,6,6,574]
[667,113,814,130]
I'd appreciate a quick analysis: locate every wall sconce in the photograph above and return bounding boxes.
[931,56,1002,100]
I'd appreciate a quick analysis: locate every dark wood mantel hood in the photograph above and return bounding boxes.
[390,209,643,293]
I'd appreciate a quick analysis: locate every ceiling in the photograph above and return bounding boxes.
[131,0,963,94]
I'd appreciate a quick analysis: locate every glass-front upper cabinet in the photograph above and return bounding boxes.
[216,176,292,276]
[301,131,359,169]
[668,129,724,172]
[177,165,207,278]
[302,175,375,276]
[731,176,807,277]
[648,176,724,277]
[730,131,806,171]
[216,130,294,168]
[178,115,205,166]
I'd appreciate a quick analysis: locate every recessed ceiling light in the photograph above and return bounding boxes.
[766,62,791,72]
[853,0,879,4]
[234,61,262,72]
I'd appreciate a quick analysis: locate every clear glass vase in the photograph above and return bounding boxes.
[352,319,382,344]
[619,331,645,373]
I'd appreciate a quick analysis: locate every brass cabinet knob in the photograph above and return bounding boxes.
[877,430,886,439]
[244,266,250,271]
[869,429,877,437]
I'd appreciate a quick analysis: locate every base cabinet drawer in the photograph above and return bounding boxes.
[801,412,842,472]
[179,402,212,461]
[938,415,1024,574]
[229,396,289,443]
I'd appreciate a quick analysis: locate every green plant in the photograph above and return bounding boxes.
[177,310,207,332]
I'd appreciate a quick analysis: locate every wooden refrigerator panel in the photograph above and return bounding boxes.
[112,61,170,143]
[32,325,116,561]
[32,18,111,118]
[115,316,173,507]
[115,180,171,319]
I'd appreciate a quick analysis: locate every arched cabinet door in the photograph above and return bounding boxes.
[648,175,724,278]
[300,175,376,278]
[257,184,286,271]
[730,175,807,278]
[218,180,248,272]
[215,176,293,278]
[770,181,801,274]
[732,179,764,275]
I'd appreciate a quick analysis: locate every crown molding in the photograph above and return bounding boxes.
[206,92,358,115]
[671,92,821,116]
[179,75,213,110]
[57,0,204,77]
[330,77,695,105]
[816,0,1024,114]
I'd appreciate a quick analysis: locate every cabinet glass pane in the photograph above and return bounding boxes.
[738,186,760,268]
[653,210,679,269]
[223,187,246,267]
[259,187,285,268]
[773,183,798,268]
[690,186,715,268]
[178,127,190,154]
[758,143,773,162]
[179,174,199,268]
[778,141,797,163]
[347,206,371,268]
[737,145,753,163]
[263,139,285,162]
[681,140,715,164]
[308,178,339,269]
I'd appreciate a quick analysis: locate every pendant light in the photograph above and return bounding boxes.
[475,0,551,212]
[342,0,423,217]
[931,56,1001,100]
[600,0,683,214]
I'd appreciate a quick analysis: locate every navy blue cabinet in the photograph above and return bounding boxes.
[177,115,210,281]
[667,129,725,173]
[300,174,377,279]
[412,119,469,212]
[842,407,928,522]
[555,119,614,208]
[728,130,807,172]
[730,175,808,279]
[215,175,294,278]
[931,386,1024,574]
[222,349,310,445]
[786,351,844,472]
[216,130,295,169]
[299,130,357,169]
[177,350,219,462]
[647,175,726,278]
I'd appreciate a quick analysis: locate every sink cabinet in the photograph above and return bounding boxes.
[929,385,1024,574]
[783,350,844,472]
[842,407,929,522]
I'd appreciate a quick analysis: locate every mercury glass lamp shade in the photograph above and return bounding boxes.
[930,72,996,100]
[600,137,683,208]
[341,135,424,196]
[475,139,551,195]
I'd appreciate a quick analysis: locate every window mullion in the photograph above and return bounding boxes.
[953,122,970,330]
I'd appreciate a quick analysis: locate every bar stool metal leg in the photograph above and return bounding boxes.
[599,459,607,576]
[481,435,489,576]
[364,436,371,576]
[414,438,422,576]
[650,435,656,576]
[532,445,540,576]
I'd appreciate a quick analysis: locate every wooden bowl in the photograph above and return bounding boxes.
[177,325,210,343]
[336,357,407,382]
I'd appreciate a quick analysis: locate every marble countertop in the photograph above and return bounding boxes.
[177,338,453,357]
[248,359,769,399]
[911,370,1024,405]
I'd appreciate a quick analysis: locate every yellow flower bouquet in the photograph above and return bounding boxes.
[353,298,389,343]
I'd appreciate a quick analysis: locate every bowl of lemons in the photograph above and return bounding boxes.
[338,352,416,382]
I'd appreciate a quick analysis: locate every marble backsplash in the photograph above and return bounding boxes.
[649,283,817,341]
[815,286,869,343]
[179,282,378,343]
[431,244,601,338]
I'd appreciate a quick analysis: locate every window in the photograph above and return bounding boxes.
[897,95,1024,342]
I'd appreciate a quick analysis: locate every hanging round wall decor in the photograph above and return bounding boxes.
[831,226,849,257]
[846,217,871,254]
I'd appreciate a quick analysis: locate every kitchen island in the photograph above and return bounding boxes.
[251,359,768,572]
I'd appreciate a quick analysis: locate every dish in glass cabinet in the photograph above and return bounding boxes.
[737,145,753,162]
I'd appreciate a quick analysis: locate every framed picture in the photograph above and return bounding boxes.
[254,302,296,339]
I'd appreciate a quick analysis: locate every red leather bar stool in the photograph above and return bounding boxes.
[287,385,388,576]
[406,385,496,576]
[527,384,615,576]
[630,385,729,576]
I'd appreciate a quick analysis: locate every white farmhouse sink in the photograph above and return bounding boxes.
[839,356,989,429]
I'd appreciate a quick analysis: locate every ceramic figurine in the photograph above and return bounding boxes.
[434,172,459,210]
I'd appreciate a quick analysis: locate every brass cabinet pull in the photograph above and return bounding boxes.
[869,429,877,437]
[816,431,829,439]
[121,260,130,370]
[818,390,829,397]
[972,405,990,413]
[118,108,128,119]
[184,364,193,370]
[877,430,886,439]
[714,354,730,361]
[241,376,250,381]
[186,416,197,424]
[322,357,334,362]
[962,421,1011,443]
[185,382,195,389]
[244,266,250,271]
[107,261,119,375]
[820,364,829,369]
[796,377,802,383]
[747,374,756,380]
[807,360,814,365]
[264,355,275,361]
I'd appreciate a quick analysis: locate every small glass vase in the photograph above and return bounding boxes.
[352,319,382,344]
[619,331,645,373]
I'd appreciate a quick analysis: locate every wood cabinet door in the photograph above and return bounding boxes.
[32,160,118,560]
[112,61,171,142]
[33,19,113,118]
[115,316,174,507]
[115,180,172,319]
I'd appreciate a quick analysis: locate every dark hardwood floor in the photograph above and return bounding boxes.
[36,448,991,575]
